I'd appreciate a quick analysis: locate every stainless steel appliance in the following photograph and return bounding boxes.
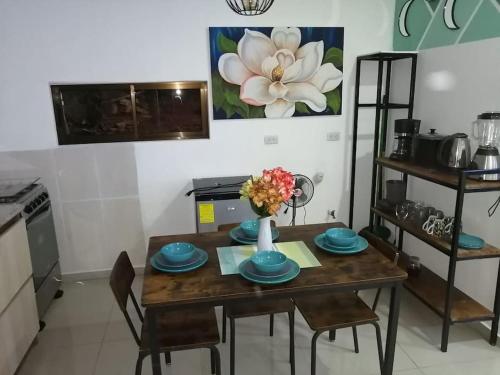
[437,133,471,169]
[471,112,500,180]
[0,178,62,322]
[190,176,258,233]
[390,119,421,161]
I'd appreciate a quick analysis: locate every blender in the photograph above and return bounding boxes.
[471,112,500,180]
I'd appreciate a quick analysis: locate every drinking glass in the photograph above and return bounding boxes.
[395,204,409,221]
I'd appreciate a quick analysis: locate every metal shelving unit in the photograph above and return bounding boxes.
[348,52,418,229]
[348,52,500,353]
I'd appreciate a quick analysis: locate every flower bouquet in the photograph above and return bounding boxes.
[240,167,295,250]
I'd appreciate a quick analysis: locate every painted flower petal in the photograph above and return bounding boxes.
[269,82,288,99]
[265,99,295,118]
[240,76,275,106]
[218,53,254,85]
[238,29,277,76]
[282,59,304,83]
[261,55,279,81]
[274,49,295,69]
[310,63,343,93]
[285,82,327,112]
[294,41,324,82]
[271,27,301,53]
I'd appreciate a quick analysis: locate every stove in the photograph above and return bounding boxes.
[0,178,62,324]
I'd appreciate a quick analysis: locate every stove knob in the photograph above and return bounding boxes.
[24,206,33,214]
[39,195,46,201]
[30,202,37,210]
[35,198,43,205]
[42,192,49,198]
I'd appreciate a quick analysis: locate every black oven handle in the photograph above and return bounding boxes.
[26,202,52,226]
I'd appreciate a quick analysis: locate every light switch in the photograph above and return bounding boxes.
[264,135,279,144]
[327,132,340,141]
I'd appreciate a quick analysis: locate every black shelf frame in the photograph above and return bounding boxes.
[349,52,418,228]
[348,52,500,353]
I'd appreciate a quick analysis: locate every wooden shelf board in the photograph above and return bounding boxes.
[377,157,500,192]
[398,254,494,323]
[372,207,500,260]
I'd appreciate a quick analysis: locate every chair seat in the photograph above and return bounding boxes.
[141,307,220,352]
[225,298,294,319]
[294,293,378,331]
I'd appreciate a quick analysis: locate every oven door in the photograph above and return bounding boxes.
[26,202,60,291]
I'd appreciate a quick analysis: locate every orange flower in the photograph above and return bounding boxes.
[240,167,295,216]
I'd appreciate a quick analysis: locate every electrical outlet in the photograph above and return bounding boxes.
[264,135,279,145]
[326,132,340,141]
[327,209,336,219]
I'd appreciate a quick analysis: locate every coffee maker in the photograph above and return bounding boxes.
[471,112,500,181]
[390,119,421,161]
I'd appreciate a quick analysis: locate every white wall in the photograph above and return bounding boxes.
[392,37,500,313]
[0,0,394,275]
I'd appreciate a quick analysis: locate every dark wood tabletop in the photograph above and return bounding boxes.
[141,222,407,308]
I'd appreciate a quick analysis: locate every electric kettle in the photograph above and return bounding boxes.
[437,133,471,169]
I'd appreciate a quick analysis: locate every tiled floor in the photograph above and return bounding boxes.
[17,278,500,375]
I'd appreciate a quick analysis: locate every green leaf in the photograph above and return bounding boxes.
[323,47,343,68]
[217,32,238,54]
[295,102,310,114]
[222,102,236,118]
[326,88,341,114]
[224,89,249,118]
[249,106,265,118]
[211,74,225,111]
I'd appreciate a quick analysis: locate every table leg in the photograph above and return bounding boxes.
[383,283,402,375]
[147,308,162,375]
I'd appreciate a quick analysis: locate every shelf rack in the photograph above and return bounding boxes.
[349,52,500,352]
[348,52,418,229]
[371,159,500,352]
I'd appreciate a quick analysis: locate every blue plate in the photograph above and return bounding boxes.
[156,249,203,268]
[229,226,279,245]
[151,249,208,273]
[246,258,292,279]
[459,233,485,250]
[314,234,368,255]
[239,258,300,285]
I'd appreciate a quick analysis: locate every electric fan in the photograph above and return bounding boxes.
[285,174,314,226]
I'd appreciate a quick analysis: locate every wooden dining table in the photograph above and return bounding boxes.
[141,222,407,375]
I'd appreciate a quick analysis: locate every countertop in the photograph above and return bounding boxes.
[0,204,23,235]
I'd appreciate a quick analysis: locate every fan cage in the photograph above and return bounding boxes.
[225,0,275,16]
[285,174,314,208]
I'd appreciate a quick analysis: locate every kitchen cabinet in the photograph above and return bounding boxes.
[0,217,38,375]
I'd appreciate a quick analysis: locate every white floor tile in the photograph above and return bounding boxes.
[17,278,500,375]
[17,342,100,375]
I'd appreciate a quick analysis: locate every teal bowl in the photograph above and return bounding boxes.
[240,220,259,238]
[160,242,195,263]
[325,228,357,247]
[250,251,287,274]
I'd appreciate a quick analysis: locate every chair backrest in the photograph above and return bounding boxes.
[358,228,400,264]
[217,220,276,232]
[109,251,144,345]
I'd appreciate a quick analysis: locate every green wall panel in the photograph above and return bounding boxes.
[419,0,479,49]
[393,0,433,50]
[393,0,500,50]
[459,0,500,43]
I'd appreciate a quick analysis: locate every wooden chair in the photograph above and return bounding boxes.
[294,293,384,375]
[109,251,221,375]
[218,223,296,375]
[358,228,400,310]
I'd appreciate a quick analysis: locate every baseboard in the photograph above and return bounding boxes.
[62,265,145,282]
[474,321,500,344]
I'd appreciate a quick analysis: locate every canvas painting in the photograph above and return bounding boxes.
[209,26,344,120]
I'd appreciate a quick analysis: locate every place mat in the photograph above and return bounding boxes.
[217,241,321,275]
